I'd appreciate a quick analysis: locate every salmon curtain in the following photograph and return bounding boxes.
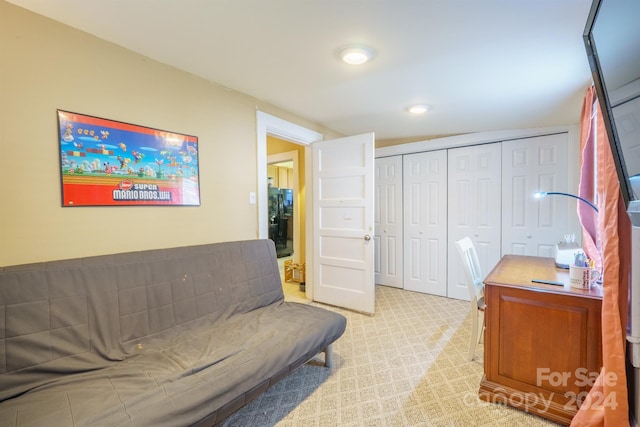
[571,86,631,426]
[577,88,601,270]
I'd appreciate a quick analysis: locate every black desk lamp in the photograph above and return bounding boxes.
[534,191,599,270]
[533,191,599,213]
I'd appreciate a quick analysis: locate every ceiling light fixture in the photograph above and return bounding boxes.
[408,105,429,114]
[339,46,374,65]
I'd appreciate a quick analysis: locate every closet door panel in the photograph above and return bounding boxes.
[448,143,502,301]
[502,134,569,257]
[374,156,403,288]
[403,151,447,296]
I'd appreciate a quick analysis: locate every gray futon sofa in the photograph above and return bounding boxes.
[0,239,346,426]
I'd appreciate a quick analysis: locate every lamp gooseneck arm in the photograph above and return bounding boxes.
[542,192,599,213]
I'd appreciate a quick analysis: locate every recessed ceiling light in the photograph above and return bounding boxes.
[339,46,374,65]
[408,105,430,114]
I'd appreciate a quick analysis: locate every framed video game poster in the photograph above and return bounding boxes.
[57,110,200,207]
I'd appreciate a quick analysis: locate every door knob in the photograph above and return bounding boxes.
[364,235,371,241]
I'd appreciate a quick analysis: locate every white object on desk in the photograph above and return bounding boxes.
[554,241,584,269]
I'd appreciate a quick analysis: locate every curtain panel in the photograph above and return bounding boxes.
[571,86,631,427]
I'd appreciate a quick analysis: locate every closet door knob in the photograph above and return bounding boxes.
[364,235,371,241]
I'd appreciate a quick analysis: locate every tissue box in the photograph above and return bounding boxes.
[554,241,584,269]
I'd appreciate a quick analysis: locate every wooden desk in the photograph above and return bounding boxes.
[479,255,602,425]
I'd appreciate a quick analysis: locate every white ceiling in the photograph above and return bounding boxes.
[7,0,595,141]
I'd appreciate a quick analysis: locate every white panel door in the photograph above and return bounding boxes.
[374,156,403,288]
[501,133,569,257]
[448,143,502,301]
[403,150,448,296]
[313,133,375,314]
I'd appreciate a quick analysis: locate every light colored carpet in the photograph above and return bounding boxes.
[221,286,559,426]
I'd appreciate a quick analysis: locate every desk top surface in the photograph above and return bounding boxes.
[484,254,603,299]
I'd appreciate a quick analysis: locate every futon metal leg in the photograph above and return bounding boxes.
[323,344,333,368]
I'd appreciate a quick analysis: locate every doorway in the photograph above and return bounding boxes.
[267,141,304,302]
[257,111,376,313]
[256,112,324,301]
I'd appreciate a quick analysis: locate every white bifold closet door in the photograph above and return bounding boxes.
[403,150,448,296]
[501,133,569,257]
[447,143,502,301]
[374,156,403,288]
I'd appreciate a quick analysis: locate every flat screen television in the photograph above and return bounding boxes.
[583,0,640,212]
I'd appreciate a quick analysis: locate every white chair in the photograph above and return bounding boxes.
[455,237,486,361]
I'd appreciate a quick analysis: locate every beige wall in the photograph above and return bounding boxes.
[376,134,462,148]
[0,1,336,266]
